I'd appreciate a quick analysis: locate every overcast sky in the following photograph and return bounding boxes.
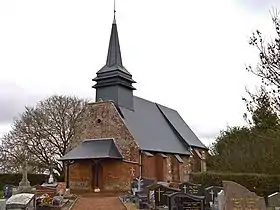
[1,0,280,146]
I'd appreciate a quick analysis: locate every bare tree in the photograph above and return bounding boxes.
[0,95,87,175]
[247,9,280,113]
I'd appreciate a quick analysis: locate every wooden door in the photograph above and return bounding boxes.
[91,161,103,190]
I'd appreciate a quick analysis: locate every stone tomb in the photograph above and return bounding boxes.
[179,182,204,196]
[147,183,180,208]
[268,192,280,209]
[167,192,204,210]
[6,193,36,210]
[222,180,266,210]
[204,186,223,209]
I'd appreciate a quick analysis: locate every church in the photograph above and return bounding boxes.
[60,14,208,192]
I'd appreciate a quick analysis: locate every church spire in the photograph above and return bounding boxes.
[92,8,136,110]
[105,14,123,69]
[95,6,131,75]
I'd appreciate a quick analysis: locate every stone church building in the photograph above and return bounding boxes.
[60,15,208,192]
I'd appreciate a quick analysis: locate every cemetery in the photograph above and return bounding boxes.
[119,176,280,210]
[0,164,78,210]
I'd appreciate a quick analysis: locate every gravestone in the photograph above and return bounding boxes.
[179,182,204,196]
[222,180,266,210]
[153,184,180,207]
[147,183,158,207]
[212,196,219,210]
[217,189,225,210]
[168,192,204,210]
[268,192,280,209]
[6,193,36,210]
[0,199,6,210]
[204,186,223,209]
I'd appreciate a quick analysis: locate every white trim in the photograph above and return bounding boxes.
[143,151,153,157]
[174,154,184,163]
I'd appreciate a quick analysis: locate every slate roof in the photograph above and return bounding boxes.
[59,138,123,160]
[120,96,207,155]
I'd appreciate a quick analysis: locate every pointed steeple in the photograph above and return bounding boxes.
[97,17,130,75]
[92,13,136,110]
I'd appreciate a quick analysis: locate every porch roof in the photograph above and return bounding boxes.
[59,138,123,161]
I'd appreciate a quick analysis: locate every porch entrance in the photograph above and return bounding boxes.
[91,160,103,190]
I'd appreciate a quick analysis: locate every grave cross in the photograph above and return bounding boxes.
[135,177,143,191]
[182,185,187,194]
[156,188,164,202]
[19,161,30,187]
[209,189,214,201]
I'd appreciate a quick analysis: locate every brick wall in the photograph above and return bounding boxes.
[141,152,192,183]
[76,101,139,162]
[69,160,91,191]
[170,155,180,182]
[141,153,157,180]
[69,159,139,191]
[155,154,167,181]
[102,160,139,191]
[181,156,190,182]
[192,148,208,172]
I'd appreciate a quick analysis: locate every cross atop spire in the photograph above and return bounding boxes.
[113,0,116,24]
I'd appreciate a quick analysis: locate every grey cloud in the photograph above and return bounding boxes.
[237,0,280,12]
[197,130,220,140]
[0,83,43,123]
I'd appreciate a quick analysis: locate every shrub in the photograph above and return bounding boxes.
[190,172,280,197]
[0,173,47,190]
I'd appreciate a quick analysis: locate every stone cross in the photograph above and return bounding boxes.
[135,177,143,191]
[19,161,30,188]
[182,185,187,194]
[210,189,214,201]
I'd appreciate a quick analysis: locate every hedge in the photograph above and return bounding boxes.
[0,173,47,190]
[190,172,280,197]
